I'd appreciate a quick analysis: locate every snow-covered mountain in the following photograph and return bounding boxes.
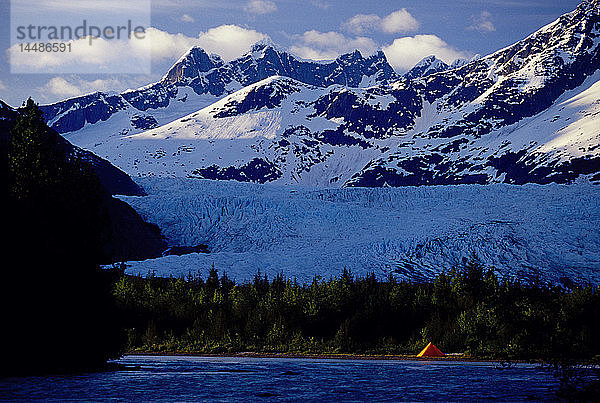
[404,56,449,80]
[40,43,398,135]
[402,55,473,80]
[48,0,600,187]
[67,75,399,185]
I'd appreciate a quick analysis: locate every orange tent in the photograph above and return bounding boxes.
[417,342,445,357]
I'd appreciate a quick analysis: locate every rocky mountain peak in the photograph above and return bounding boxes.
[403,55,450,80]
[161,46,223,86]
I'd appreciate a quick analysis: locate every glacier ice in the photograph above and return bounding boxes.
[116,178,600,284]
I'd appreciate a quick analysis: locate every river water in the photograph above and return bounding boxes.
[1,355,560,401]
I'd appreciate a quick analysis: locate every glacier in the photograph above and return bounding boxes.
[33,0,600,284]
[117,178,600,284]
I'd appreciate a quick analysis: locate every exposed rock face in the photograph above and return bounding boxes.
[37,0,600,187]
[403,55,450,80]
[39,45,399,135]
[348,0,600,186]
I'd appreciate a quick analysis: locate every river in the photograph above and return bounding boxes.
[1,355,560,401]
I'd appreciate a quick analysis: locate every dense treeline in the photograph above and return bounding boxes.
[113,260,600,361]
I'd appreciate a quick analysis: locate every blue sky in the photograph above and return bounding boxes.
[0,0,582,106]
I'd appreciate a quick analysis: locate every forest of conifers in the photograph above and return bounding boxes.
[112,261,600,361]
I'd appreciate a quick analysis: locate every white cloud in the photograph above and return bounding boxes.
[0,80,6,91]
[180,14,195,23]
[244,0,277,15]
[8,37,151,74]
[143,28,200,61]
[342,15,381,35]
[290,30,378,61]
[343,9,419,35]
[194,25,269,61]
[468,11,496,33]
[8,23,469,78]
[8,25,269,73]
[147,25,270,62]
[289,29,470,71]
[38,76,142,99]
[42,77,81,98]
[381,10,420,34]
[383,34,471,71]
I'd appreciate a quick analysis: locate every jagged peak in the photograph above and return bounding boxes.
[161,46,224,85]
[179,46,222,65]
[246,42,392,72]
[249,37,276,52]
[366,50,395,69]
[174,46,205,64]
[247,38,291,60]
[372,50,387,59]
[336,49,391,62]
[477,0,599,74]
[187,45,209,55]
[416,55,438,65]
[449,56,474,69]
[415,55,447,68]
[336,49,365,63]
[165,46,222,73]
[403,55,450,79]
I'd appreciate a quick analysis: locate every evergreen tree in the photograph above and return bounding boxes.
[8,98,60,200]
[3,99,122,376]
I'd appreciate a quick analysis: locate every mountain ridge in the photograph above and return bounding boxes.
[34,0,600,187]
[39,45,400,135]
